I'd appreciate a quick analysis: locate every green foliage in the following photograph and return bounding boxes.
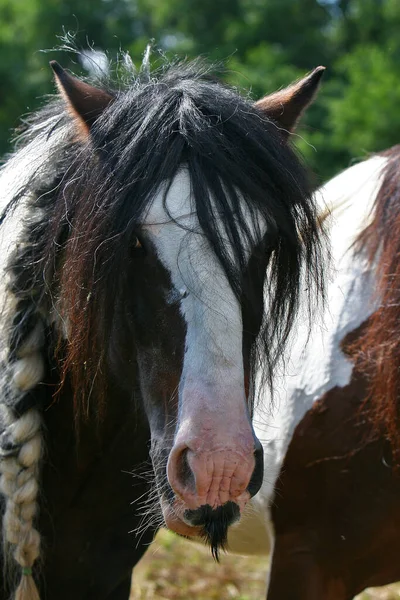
[0,0,397,183]
[330,44,400,155]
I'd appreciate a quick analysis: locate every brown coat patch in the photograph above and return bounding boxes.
[350,145,400,461]
[268,321,400,599]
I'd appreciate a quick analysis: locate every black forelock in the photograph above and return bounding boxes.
[3,58,325,411]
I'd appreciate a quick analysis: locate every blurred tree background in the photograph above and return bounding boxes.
[0,0,399,182]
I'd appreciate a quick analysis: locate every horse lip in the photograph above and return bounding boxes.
[161,498,201,537]
[161,494,246,537]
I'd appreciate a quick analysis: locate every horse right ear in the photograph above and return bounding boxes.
[50,61,113,134]
[255,66,325,138]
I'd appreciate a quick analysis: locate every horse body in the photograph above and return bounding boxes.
[260,155,385,478]
[251,151,400,599]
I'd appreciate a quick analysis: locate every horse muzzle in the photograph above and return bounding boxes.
[162,434,264,552]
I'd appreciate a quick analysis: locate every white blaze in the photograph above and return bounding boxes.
[142,170,248,400]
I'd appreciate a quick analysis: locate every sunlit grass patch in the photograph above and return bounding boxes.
[132,529,400,600]
[131,528,267,599]
[356,585,400,600]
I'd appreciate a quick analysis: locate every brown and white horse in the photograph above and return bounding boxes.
[228,148,400,599]
[0,54,325,599]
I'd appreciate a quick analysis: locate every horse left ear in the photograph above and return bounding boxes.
[255,66,325,137]
[50,61,114,133]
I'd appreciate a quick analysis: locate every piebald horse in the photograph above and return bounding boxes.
[0,54,324,599]
[233,148,400,599]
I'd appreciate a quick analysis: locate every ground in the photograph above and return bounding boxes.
[131,530,400,600]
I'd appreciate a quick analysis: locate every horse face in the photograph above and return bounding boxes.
[118,170,265,550]
[47,61,323,554]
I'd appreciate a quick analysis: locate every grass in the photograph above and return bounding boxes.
[358,588,400,600]
[131,529,267,599]
[131,530,400,599]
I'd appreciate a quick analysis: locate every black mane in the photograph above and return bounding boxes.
[2,59,325,415]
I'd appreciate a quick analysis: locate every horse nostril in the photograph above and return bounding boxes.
[167,443,196,496]
[247,438,264,497]
[176,447,195,489]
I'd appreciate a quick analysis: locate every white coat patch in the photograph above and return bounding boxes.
[230,156,388,555]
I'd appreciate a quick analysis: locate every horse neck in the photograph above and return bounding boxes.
[252,155,388,502]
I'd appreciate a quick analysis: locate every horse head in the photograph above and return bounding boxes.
[48,59,324,556]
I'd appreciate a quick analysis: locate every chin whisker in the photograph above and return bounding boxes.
[183,501,240,562]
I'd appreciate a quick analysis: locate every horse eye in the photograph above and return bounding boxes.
[132,236,145,255]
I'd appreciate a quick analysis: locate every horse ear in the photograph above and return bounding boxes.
[50,61,113,133]
[255,66,325,137]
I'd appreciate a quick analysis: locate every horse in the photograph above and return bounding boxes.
[230,146,400,599]
[0,52,325,599]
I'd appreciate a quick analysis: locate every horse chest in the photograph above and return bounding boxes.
[270,367,400,596]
